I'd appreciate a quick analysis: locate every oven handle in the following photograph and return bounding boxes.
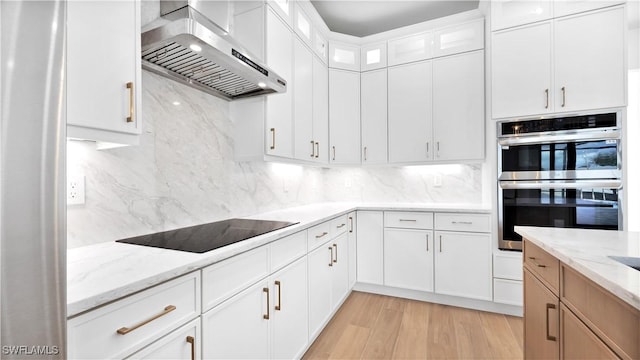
[498,130,620,146]
[499,180,622,190]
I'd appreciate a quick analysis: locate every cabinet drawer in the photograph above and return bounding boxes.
[384,211,433,229]
[493,278,523,306]
[202,246,269,312]
[494,252,523,280]
[561,265,639,359]
[270,230,307,273]
[434,213,490,232]
[523,240,559,295]
[68,272,201,360]
[307,221,333,250]
[560,303,621,360]
[127,318,201,359]
[331,215,349,236]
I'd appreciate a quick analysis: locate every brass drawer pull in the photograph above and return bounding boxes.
[546,303,557,341]
[116,305,176,335]
[399,219,417,222]
[332,146,336,161]
[315,232,328,239]
[528,256,547,268]
[452,221,472,225]
[186,336,195,360]
[426,233,429,252]
[315,142,319,158]
[333,244,338,263]
[561,86,566,107]
[544,88,549,109]
[310,140,315,158]
[270,128,276,150]
[337,223,346,229]
[263,287,270,319]
[275,280,282,311]
[126,82,134,123]
[329,246,333,267]
[348,216,353,233]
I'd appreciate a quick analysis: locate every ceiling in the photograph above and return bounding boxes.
[310,0,480,37]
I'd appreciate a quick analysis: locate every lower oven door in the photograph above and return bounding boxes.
[498,179,622,251]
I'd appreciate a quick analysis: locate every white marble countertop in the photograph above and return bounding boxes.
[515,226,640,311]
[68,202,490,317]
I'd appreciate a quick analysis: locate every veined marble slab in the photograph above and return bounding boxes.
[515,226,640,311]
[68,202,490,317]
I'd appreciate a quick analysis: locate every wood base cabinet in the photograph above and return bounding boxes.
[524,268,559,359]
[560,303,619,359]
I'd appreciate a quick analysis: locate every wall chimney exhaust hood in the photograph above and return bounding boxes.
[141,1,286,101]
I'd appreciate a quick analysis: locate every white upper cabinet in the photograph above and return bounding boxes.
[433,19,484,58]
[492,21,553,119]
[293,3,312,46]
[329,69,361,164]
[553,6,626,112]
[329,42,361,71]
[312,56,329,163]
[67,0,142,146]
[313,30,329,63]
[491,0,552,30]
[267,0,293,27]
[432,51,484,161]
[388,32,434,66]
[361,42,387,71]
[361,69,388,164]
[553,0,624,18]
[293,38,314,161]
[388,61,433,163]
[265,7,294,158]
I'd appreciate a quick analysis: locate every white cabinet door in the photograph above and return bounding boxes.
[361,42,387,71]
[356,211,384,285]
[202,281,270,359]
[293,3,313,46]
[553,0,622,18]
[388,32,434,66]
[293,38,314,161]
[267,0,293,27]
[128,319,201,360]
[384,229,434,292]
[307,240,333,339]
[361,69,388,164]
[270,257,309,360]
[313,30,328,64]
[347,212,357,288]
[312,56,329,163]
[491,0,552,31]
[329,69,361,164]
[388,61,433,163]
[434,231,492,301]
[433,19,484,58]
[266,8,293,157]
[67,0,141,145]
[432,51,484,161]
[553,6,625,112]
[329,42,360,71]
[330,233,349,308]
[492,22,553,119]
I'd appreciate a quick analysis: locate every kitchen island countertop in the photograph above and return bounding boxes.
[68,202,490,317]
[515,226,640,311]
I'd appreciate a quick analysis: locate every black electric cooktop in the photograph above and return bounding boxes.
[116,218,298,253]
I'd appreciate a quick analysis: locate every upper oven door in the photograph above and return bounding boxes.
[499,136,621,180]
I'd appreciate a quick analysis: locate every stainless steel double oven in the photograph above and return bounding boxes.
[498,112,622,251]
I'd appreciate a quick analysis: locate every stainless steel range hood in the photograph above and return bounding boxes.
[141,1,286,100]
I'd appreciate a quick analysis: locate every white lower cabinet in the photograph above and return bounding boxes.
[434,231,492,301]
[331,233,349,307]
[127,318,201,360]
[493,251,524,306]
[356,211,384,285]
[384,228,434,292]
[347,212,357,288]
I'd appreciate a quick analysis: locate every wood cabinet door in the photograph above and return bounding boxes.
[432,50,484,161]
[361,69,388,164]
[265,8,293,157]
[560,304,620,360]
[270,257,309,360]
[554,6,626,112]
[308,241,333,339]
[388,61,433,163]
[329,69,361,164]
[384,229,434,292]
[524,268,560,360]
[293,38,314,161]
[492,21,552,119]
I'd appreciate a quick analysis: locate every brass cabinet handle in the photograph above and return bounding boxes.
[328,246,333,267]
[452,221,472,225]
[348,216,353,233]
[436,141,440,158]
[186,336,195,360]
[310,140,315,158]
[116,305,176,335]
[332,146,336,161]
[528,256,547,268]
[426,233,429,252]
[546,303,557,341]
[126,82,134,123]
[275,280,282,311]
[263,287,270,319]
[315,231,328,239]
[315,142,319,158]
[561,87,566,107]
[270,128,276,150]
[544,89,549,109]
[426,142,430,156]
[439,235,443,253]
[337,223,346,229]
[399,219,417,222]
[333,243,338,263]
[364,146,368,161]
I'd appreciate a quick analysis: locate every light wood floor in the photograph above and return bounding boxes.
[303,291,523,360]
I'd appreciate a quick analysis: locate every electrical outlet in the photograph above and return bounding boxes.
[67,175,85,205]
[433,174,442,187]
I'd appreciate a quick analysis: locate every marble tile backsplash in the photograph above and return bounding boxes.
[67,72,484,248]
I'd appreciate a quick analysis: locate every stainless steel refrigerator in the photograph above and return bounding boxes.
[1,1,67,359]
